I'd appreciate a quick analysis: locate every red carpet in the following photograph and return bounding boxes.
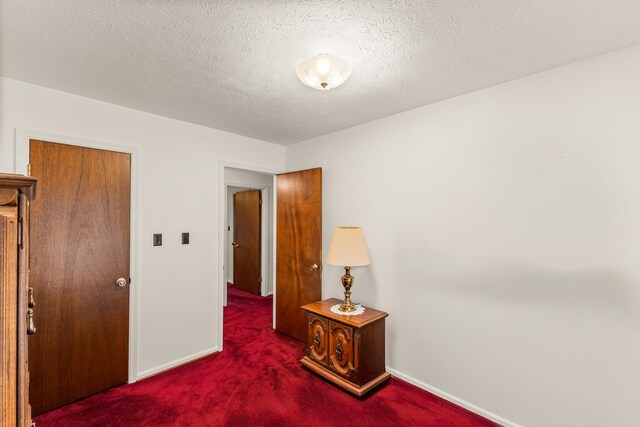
[35,286,499,426]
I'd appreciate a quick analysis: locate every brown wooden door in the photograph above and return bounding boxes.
[28,140,130,415]
[276,168,322,342]
[232,190,261,295]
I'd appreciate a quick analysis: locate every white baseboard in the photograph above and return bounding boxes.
[386,367,521,427]
[136,346,220,381]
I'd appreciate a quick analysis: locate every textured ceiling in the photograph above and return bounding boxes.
[2,1,640,145]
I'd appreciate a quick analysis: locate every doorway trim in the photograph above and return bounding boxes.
[218,160,281,351]
[14,128,140,384]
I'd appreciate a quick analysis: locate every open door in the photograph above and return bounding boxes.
[233,190,262,295]
[276,168,322,342]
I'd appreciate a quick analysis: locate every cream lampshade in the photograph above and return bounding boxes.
[326,227,371,312]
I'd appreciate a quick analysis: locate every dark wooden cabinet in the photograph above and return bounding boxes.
[301,298,390,396]
[1,173,37,427]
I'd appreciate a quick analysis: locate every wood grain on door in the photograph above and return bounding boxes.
[276,168,322,342]
[28,140,131,415]
[233,190,262,295]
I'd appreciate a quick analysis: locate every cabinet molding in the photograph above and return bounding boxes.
[1,173,37,426]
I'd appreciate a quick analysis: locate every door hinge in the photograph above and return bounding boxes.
[27,163,32,176]
[259,198,263,205]
[259,276,262,284]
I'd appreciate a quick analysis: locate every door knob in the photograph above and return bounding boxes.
[232,242,239,248]
[116,277,128,287]
[310,264,322,271]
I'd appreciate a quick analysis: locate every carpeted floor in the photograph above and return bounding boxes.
[34,285,498,426]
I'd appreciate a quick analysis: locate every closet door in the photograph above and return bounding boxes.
[29,140,131,415]
[233,190,262,295]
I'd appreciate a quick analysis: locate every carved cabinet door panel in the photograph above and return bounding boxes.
[328,321,354,379]
[307,314,328,365]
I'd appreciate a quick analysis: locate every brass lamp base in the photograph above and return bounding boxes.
[338,266,357,312]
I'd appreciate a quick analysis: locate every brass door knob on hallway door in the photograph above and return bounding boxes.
[310,264,322,271]
[115,278,127,287]
[232,242,239,248]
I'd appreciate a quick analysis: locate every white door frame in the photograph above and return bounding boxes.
[225,183,270,299]
[14,128,140,384]
[218,160,280,351]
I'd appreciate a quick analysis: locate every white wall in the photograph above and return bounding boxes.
[286,45,640,427]
[0,77,285,378]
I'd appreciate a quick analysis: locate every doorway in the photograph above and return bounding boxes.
[218,164,323,347]
[223,169,274,305]
[221,168,276,352]
[230,188,262,295]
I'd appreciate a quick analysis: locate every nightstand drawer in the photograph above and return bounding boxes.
[307,314,328,366]
[328,321,354,379]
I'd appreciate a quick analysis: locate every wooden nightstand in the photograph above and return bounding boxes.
[301,298,390,396]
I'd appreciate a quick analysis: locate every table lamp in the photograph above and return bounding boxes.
[326,226,371,312]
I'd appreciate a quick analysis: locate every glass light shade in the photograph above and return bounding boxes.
[296,54,351,90]
[326,227,371,267]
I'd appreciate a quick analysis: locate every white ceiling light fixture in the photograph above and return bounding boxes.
[296,54,351,90]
